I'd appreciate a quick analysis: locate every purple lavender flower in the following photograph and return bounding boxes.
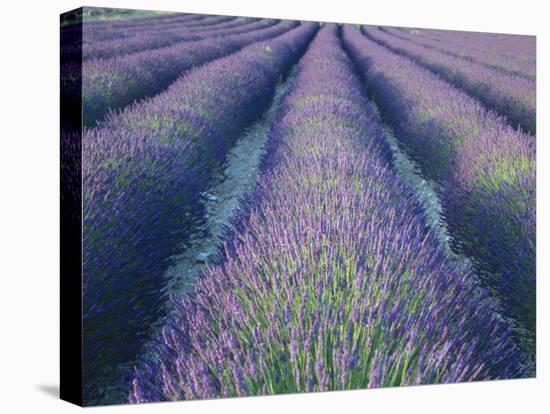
[82,22,318,403]
[342,24,535,360]
[129,24,524,404]
[73,19,300,126]
[380,25,535,80]
[361,25,535,134]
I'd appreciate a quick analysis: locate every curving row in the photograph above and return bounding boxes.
[362,26,536,134]
[380,26,535,80]
[61,13,212,45]
[86,13,235,37]
[62,15,262,63]
[342,25,535,359]
[72,20,299,126]
[129,24,523,403]
[61,11,198,31]
[81,22,319,403]
[83,18,275,61]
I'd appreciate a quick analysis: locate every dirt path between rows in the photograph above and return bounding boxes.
[162,68,297,300]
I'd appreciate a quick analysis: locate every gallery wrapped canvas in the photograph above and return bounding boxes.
[60,6,536,407]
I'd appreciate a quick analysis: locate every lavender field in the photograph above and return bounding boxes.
[61,8,536,406]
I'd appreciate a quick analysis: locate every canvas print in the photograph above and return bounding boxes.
[60,6,536,407]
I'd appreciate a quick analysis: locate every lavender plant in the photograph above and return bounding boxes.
[362,26,536,134]
[74,14,242,48]
[82,22,318,403]
[61,12,207,53]
[69,16,269,62]
[129,24,523,403]
[342,24,535,359]
[79,20,299,126]
[75,13,217,38]
[380,26,535,80]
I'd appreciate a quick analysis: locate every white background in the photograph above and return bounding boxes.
[0,0,548,412]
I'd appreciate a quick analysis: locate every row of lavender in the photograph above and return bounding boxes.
[63,15,261,62]
[362,26,536,134]
[342,26,535,358]
[66,20,298,126]
[63,14,234,61]
[81,22,318,404]
[382,26,535,80]
[60,13,203,59]
[61,12,223,44]
[82,12,229,35]
[62,13,234,44]
[130,25,524,403]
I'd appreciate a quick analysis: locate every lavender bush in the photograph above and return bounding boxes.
[342,24,535,359]
[62,11,203,35]
[129,24,523,403]
[79,20,298,126]
[60,12,206,54]
[381,26,535,80]
[362,26,536,134]
[82,22,318,403]
[67,16,269,62]
[73,17,274,63]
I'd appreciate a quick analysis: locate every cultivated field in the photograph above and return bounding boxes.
[61,10,536,406]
